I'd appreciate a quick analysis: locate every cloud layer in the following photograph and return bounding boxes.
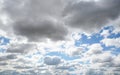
[63,0,120,32]
[0,0,120,75]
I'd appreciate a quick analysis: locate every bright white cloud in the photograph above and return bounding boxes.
[101,37,120,48]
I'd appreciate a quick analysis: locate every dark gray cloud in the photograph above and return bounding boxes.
[44,56,61,65]
[0,62,8,65]
[0,54,17,61]
[3,0,68,42]
[2,0,120,41]
[63,0,120,32]
[13,18,68,41]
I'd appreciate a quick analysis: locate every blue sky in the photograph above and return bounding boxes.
[0,0,120,75]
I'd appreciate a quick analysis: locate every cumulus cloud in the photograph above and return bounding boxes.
[13,18,68,41]
[2,0,120,42]
[7,43,36,54]
[2,0,68,42]
[85,69,104,75]
[82,52,120,75]
[91,52,113,64]
[70,47,84,56]
[63,0,120,32]
[13,66,32,69]
[0,54,17,61]
[87,43,103,55]
[56,66,70,70]
[101,37,120,48]
[44,56,61,65]
[0,62,8,66]
[0,0,120,74]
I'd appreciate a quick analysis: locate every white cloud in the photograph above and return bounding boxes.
[101,29,110,38]
[101,37,120,48]
[87,43,103,55]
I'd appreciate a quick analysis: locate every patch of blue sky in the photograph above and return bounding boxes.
[101,41,120,56]
[0,36,10,45]
[101,25,114,32]
[75,26,120,50]
[101,44,115,51]
[46,52,80,60]
[111,48,120,55]
[108,32,120,38]
[100,25,120,38]
[75,33,103,46]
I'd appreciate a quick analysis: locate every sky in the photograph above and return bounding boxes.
[0,0,120,75]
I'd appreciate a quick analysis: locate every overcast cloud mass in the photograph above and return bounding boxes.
[0,0,120,75]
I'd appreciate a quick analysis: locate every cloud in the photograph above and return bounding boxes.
[13,66,32,69]
[100,29,110,38]
[101,37,120,48]
[44,56,61,65]
[13,18,68,41]
[2,0,68,42]
[87,43,103,55]
[56,65,70,70]
[70,47,85,56]
[7,43,36,54]
[0,54,17,61]
[82,52,120,75]
[91,52,113,64]
[0,0,120,74]
[63,0,120,32]
[85,69,104,75]
[0,62,8,66]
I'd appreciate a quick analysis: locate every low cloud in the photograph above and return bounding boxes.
[101,38,120,48]
[44,56,61,65]
[7,43,36,54]
[0,54,17,61]
[63,0,120,32]
[2,0,68,42]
